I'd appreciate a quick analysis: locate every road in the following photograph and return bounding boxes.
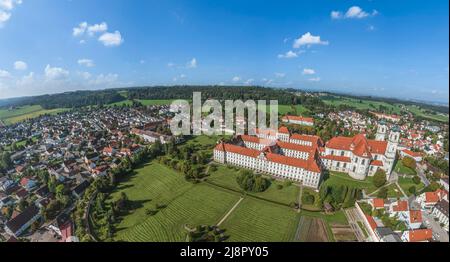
[416,164,430,187]
[409,200,449,242]
[343,208,368,242]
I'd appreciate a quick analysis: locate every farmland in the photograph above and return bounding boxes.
[0,105,68,125]
[322,95,449,123]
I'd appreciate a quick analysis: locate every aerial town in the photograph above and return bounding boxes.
[0,93,448,243]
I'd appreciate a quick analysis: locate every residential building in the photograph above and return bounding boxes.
[5,204,41,237]
[432,200,449,232]
[282,115,314,126]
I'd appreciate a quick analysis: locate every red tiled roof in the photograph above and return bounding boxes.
[321,155,351,163]
[290,134,322,146]
[370,160,383,166]
[365,215,377,230]
[402,149,422,158]
[372,198,385,208]
[239,135,274,146]
[278,126,290,134]
[282,115,314,123]
[326,134,387,156]
[409,210,423,224]
[408,229,432,242]
[425,190,443,203]
[393,200,409,212]
[276,141,315,154]
[266,153,321,173]
[214,143,261,158]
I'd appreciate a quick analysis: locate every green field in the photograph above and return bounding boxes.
[220,198,300,242]
[322,95,449,123]
[109,161,240,242]
[323,172,377,194]
[108,99,177,107]
[207,165,300,205]
[394,161,417,175]
[398,176,425,196]
[0,105,68,125]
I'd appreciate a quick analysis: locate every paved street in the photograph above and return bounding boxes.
[410,200,449,242]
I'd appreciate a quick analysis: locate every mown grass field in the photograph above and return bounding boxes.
[398,176,425,196]
[394,161,417,175]
[110,161,240,242]
[0,105,68,125]
[207,165,300,205]
[324,171,377,194]
[220,198,300,242]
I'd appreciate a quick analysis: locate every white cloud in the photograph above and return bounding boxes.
[87,22,108,36]
[331,6,378,20]
[0,69,11,78]
[16,72,33,86]
[232,76,241,82]
[302,68,315,75]
[186,58,197,68]
[293,32,329,48]
[275,72,286,78]
[244,79,254,85]
[77,71,91,80]
[45,65,69,81]
[89,73,119,86]
[0,10,11,25]
[0,0,21,27]
[98,31,124,47]
[368,25,376,31]
[0,0,21,11]
[277,50,298,59]
[77,58,95,67]
[308,77,321,82]
[73,22,88,37]
[331,11,342,19]
[14,60,27,70]
[167,62,175,67]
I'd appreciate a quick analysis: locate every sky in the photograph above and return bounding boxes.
[0,0,449,103]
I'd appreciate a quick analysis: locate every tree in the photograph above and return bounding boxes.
[373,169,387,188]
[408,186,417,195]
[402,157,416,170]
[377,187,388,199]
[412,175,421,185]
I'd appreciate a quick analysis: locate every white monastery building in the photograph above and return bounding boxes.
[282,115,314,127]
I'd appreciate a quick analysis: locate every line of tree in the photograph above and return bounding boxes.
[236,170,271,193]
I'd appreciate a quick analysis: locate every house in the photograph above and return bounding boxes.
[400,149,423,162]
[389,200,409,213]
[5,204,41,237]
[375,227,401,242]
[440,177,449,191]
[371,198,385,209]
[19,177,37,191]
[432,200,449,232]
[102,147,116,157]
[0,177,14,191]
[416,189,448,209]
[401,229,433,242]
[72,180,90,199]
[282,115,314,127]
[396,210,423,230]
[0,196,14,208]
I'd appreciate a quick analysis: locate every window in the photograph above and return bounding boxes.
[341,151,345,156]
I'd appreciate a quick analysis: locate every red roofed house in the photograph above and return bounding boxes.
[400,149,423,162]
[401,229,433,242]
[371,198,385,209]
[417,189,448,209]
[214,136,322,189]
[282,115,314,127]
[321,123,400,180]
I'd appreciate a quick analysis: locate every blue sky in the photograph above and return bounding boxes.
[0,0,448,103]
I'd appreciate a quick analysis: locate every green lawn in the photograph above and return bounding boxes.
[0,105,68,125]
[386,183,404,198]
[220,198,300,242]
[137,99,177,106]
[109,161,240,242]
[394,161,417,176]
[398,176,425,196]
[207,165,300,206]
[323,172,377,194]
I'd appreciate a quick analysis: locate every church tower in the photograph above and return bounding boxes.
[375,121,387,141]
[384,126,400,174]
